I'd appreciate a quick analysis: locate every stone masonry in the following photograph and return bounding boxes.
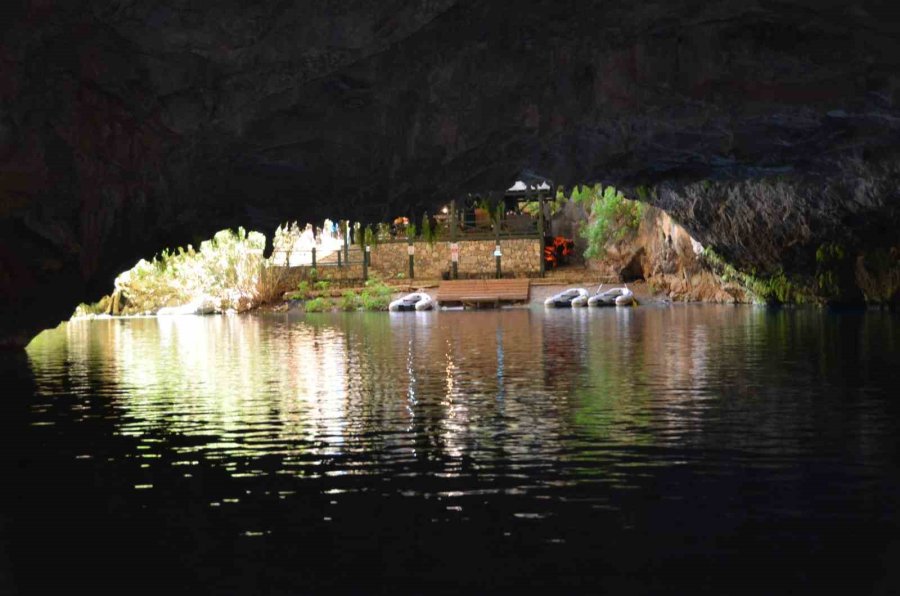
[370,239,541,279]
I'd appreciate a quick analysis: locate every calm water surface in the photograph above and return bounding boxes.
[3,306,900,594]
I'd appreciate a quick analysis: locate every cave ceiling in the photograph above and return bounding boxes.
[2,0,900,343]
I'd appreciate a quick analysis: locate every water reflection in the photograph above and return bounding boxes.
[25,307,899,480]
[18,306,900,593]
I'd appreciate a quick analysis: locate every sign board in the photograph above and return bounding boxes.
[450,242,459,262]
[365,245,371,252]
[407,244,415,256]
[493,245,502,257]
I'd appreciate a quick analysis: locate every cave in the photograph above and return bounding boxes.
[2,1,900,345]
[619,248,646,283]
[5,4,900,594]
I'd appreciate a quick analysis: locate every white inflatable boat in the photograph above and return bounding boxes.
[388,291,434,312]
[587,285,634,307]
[544,288,589,308]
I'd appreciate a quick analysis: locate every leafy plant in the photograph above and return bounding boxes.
[701,248,808,304]
[376,222,392,242]
[421,213,436,245]
[96,227,268,315]
[338,291,360,311]
[314,280,331,292]
[477,198,504,225]
[304,297,331,312]
[358,277,392,310]
[814,242,850,299]
[294,281,311,299]
[579,184,645,259]
[359,292,390,311]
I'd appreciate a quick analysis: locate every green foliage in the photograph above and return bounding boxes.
[816,242,845,263]
[291,281,311,300]
[363,225,377,247]
[106,227,267,314]
[477,198,504,224]
[753,270,805,304]
[359,277,392,310]
[329,277,394,312]
[814,242,850,299]
[304,297,332,313]
[522,190,565,218]
[857,248,900,303]
[406,223,417,240]
[815,242,843,296]
[314,280,331,292]
[634,185,656,203]
[376,222,392,242]
[570,184,591,205]
[421,213,436,245]
[702,248,808,304]
[339,291,360,311]
[73,299,107,317]
[579,184,646,260]
[360,293,390,311]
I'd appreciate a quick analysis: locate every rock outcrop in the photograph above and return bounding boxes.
[589,207,750,304]
[3,1,900,344]
[652,161,900,304]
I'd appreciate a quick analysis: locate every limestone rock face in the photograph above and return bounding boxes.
[652,161,900,303]
[590,207,750,304]
[3,1,900,343]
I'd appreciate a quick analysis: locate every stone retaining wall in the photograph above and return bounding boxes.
[370,238,541,279]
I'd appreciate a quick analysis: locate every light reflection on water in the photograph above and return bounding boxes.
[17,305,900,593]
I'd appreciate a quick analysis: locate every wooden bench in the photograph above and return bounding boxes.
[435,279,530,307]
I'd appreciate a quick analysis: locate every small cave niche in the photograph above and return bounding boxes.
[619,248,646,282]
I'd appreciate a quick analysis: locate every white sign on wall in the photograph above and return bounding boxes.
[407,244,415,256]
[450,243,459,262]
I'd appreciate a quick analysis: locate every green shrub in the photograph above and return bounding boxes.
[96,227,267,315]
[376,222,392,242]
[363,225,377,247]
[314,280,331,292]
[579,184,645,259]
[293,280,311,299]
[304,297,331,312]
[421,214,435,245]
[815,242,846,298]
[359,292,390,311]
[359,278,392,310]
[338,291,360,311]
[701,248,808,304]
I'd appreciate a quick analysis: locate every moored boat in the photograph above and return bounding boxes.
[587,285,634,307]
[544,288,588,308]
[389,291,434,312]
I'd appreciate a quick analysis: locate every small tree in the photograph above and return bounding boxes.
[579,185,645,260]
[421,213,435,245]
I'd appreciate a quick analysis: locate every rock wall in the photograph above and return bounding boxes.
[591,208,750,304]
[4,1,900,343]
[651,164,900,304]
